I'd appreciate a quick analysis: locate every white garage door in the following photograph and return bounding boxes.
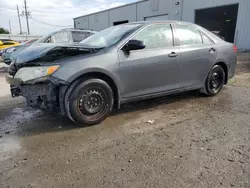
[145,14,168,21]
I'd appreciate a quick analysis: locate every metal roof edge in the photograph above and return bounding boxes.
[73,0,147,19]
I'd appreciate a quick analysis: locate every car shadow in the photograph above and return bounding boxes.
[6,90,204,137]
[112,90,203,116]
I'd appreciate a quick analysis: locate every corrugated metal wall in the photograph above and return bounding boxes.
[89,11,109,31]
[109,3,137,24]
[74,0,250,50]
[182,0,250,50]
[74,0,183,31]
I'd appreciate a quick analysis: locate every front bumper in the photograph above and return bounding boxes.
[18,84,57,108]
[6,75,22,85]
[6,76,58,108]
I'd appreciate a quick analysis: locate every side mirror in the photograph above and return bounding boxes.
[122,39,146,51]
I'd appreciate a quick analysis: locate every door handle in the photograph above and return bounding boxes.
[168,52,178,58]
[209,48,216,53]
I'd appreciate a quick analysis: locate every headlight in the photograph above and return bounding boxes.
[14,65,60,82]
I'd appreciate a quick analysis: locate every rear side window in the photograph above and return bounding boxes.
[72,31,90,43]
[175,25,202,46]
[132,24,173,49]
[200,31,214,44]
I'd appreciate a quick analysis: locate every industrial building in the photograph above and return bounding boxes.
[74,0,250,51]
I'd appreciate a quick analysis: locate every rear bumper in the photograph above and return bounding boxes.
[228,57,237,80]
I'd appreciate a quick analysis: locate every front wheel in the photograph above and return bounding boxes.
[204,65,225,96]
[65,79,114,126]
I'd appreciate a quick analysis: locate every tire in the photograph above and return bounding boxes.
[204,65,225,96]
[65,78,114,126]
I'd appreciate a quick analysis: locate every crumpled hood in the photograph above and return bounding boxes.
[9,43,100,76]
[15,43,97,65]
[15,43,65,64]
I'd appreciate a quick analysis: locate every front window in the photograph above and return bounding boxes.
[80,24,142,48]
[132,24,173,49]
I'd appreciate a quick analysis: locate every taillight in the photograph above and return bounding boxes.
[233,45,237,53]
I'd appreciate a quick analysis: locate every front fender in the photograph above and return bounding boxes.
[52,56,122,92]
[55,67,122,111]
[52,51,120,84]
[68,67,119,84]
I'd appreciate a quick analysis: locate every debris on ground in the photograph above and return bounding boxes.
[146,120,155,124]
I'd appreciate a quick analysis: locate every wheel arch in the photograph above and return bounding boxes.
[200,60,229,95]
[66,69,121,109]
[214,61,229,84]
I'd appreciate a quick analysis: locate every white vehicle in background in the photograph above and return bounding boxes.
[2,29,97,65]
[36,29,96,44]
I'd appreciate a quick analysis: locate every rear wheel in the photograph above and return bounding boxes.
[65,79,114,126]
[205,65,225,96]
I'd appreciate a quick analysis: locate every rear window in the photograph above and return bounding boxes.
[72,31,92,43]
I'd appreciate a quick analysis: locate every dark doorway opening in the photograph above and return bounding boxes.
[195,4,239,43]
[113,20,129,26]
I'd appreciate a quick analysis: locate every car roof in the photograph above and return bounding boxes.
[126,20,195,26]
[60,28,97,33]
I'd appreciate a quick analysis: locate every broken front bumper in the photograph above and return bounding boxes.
[6,75,59,108]
[6,75,22,85]
[6,76,21,97]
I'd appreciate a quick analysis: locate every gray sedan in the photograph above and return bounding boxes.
[6,21,237,126]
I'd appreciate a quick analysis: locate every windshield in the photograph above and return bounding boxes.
[80,24,141,48]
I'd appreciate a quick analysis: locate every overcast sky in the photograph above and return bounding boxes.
[0,0,137,36]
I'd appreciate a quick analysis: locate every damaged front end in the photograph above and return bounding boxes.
[6,66,66,109]
[6,43,98,111]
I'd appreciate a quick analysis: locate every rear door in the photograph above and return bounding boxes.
[119,23,179,99]
[175,24,217,88]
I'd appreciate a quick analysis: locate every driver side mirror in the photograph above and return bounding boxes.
[122,39,146,52]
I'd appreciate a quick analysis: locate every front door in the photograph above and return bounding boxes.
[118,24,179,99]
